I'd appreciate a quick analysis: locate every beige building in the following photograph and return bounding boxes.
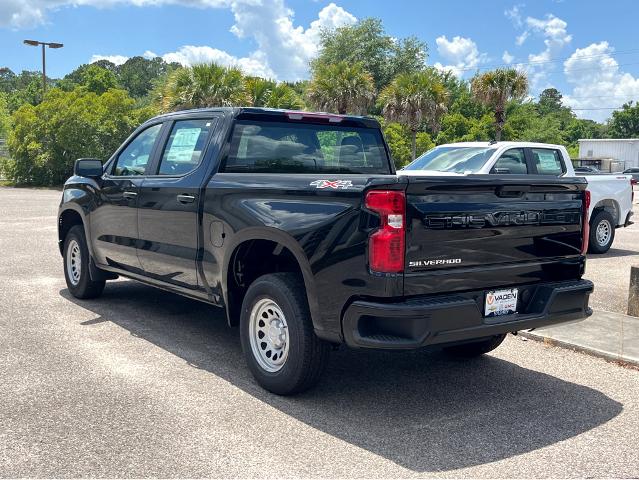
[578,138,639,170]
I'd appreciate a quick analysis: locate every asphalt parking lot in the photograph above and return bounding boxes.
[1,187,639,478]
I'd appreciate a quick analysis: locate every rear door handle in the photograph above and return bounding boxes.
[123,191,138,200]
[177,194,196,204]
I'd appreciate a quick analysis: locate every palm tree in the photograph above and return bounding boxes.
[306,61,375,115]
[245,76,275,107]
[157,63,247,112]
[378,70,449,160]
[471,68,528,141]
[263,83,305,109]
[245,77,305,109]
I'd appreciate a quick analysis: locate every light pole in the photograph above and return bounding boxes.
[23,40,64,94]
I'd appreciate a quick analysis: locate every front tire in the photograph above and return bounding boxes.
[443,334,506,357]
[588,210,615,254]
[240,273,329,395]
[63,225,105,299]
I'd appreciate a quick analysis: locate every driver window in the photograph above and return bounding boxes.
[112,124,162,176]
[491,148,528,174]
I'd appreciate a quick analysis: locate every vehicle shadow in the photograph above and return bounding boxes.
[60,281,622,473]
[591,248,639,259]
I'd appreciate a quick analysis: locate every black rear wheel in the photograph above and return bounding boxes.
[588,210,615,254]
[240,272,329,395]
[63,225,105,299]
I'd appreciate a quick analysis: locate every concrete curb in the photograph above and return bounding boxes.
[520,310,639,368]
[520,331,639,369]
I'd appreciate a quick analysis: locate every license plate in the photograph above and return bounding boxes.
[484,288,518,317]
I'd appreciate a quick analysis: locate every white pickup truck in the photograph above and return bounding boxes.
[400,141,634,253]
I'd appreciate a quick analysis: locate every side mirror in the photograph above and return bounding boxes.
[74,158,103,178]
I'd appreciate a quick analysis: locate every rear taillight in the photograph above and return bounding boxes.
[631,179,636,202]
[365,190,406,273]
[581,190,591,255]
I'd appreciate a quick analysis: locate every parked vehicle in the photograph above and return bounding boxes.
[575,166,600,173]
[59,109,593,395]
[623,167,639,184]
[401,142,634,254]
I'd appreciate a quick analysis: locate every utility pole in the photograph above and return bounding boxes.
[23,40,64,94]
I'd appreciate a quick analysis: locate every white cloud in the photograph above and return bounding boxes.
[502,50,514,64]
[0,0,235,28]
[142,50,157,59]
[227,1,356,80]
[433,35,484,77]
[515,30,529,46]
[20,0,357,81]
[515,14,572,89]
[90,54,129,65]
[161,45,276,78]
[563,41,639,122]
[504,4,523,28]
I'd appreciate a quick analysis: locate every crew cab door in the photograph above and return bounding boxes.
[136,116,218,292]
[91,122,163,272]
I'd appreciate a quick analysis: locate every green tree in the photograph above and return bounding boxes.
[245,77,275,107]
[382,121,434,168]
[117,56,179,98]
[80,64,118,95]
[306,61,375,115]
[378,70,448,159]
[471,68,528,141]
[7,76,43,111]
[156,63,247,112]
[0,68,17,94]
[264,83,304,109]
[436,112,473,144]
[537,87,564,114]
[7,87,154,185]
[0,93,10,137]
[608,101,639,137]
[313,18,427,90]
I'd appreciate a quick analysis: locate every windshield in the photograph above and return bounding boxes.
[402,146,496,173]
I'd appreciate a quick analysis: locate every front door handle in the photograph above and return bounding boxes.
[177,194,196,204]
[123,191,138,200]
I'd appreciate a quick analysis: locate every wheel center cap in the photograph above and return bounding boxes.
[268,323,284,347]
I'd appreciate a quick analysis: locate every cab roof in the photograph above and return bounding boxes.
[148,107,380,128]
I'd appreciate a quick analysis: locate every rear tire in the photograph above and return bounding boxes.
[63,225,105,299]
[588,210,615,254]
[240,273,329,395]
[443,334,506,357]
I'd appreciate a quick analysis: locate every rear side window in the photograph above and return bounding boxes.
[492,148,527,174]
[223,120,391,174]
[531,148,564,175]
[157,119,213,176]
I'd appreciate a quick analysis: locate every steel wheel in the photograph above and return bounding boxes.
[66,239,82,286]
[596,218,612,247]
[248,298,290,372]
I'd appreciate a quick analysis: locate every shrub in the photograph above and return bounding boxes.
[7,87,157,185]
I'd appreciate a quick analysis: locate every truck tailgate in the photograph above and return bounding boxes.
[403,175,587,297]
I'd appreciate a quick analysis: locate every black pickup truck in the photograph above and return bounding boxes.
[58,107,593,394]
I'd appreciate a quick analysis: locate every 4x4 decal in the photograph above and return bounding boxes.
[309,180,353,189]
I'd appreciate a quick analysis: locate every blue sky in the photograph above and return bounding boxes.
[2,0,639,121]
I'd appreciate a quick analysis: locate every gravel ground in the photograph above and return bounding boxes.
[1,186,638,478]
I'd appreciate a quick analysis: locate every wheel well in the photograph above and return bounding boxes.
[591,199,619,225]
[226,239,303,326]
[58,209,83,255]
